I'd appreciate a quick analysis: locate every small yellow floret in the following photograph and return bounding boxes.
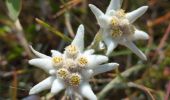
[52,56,63,67]
[53,57,63,64]
[111,17,119,26]
[69,73,81,86]
[111,27,123,38]
[65,45,79,57]
[77,56,88,68]
[57,68,69,79]
[116,9,125,17]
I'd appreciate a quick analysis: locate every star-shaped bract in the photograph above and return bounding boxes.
[29,25,119,100]
[89,0,149,60]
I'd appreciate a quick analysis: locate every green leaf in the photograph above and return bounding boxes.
[5,0,22,21]
[35,18,72,42]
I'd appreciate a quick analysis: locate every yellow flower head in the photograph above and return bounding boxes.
[69,73,81,86]
[57,68,69,79]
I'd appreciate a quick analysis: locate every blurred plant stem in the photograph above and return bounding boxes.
[14,19,33,58]
[127,82,155,100]
[11,69,17,100]
[97,65,147,100]
[0,69,28,78]
[53,0,82,17]
[65,12,75,38]
[35,18,72,42]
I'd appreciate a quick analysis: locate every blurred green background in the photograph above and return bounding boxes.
[0,0,170,100]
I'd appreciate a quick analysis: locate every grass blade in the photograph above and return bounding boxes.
[35,18,72,42]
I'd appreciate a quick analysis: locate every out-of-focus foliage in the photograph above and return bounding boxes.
[5,0,22,21]
[35,18,72,42]
[0,0,169,100]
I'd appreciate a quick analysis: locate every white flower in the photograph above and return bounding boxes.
[29,25,119,100]
[89,0,149,60]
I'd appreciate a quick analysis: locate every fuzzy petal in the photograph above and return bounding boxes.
[49,69,56,75]
[30,46,50,58]
[29,58,53,73]
[106,0,123,14]
[103,38,118,56]
[81,69,94,80]
[29,76,55,95]
[98,15,112,28]
[51,79,65,95]
[79,83,97,100]
[93,63,119,76]
[83,49,95,55]
[51,50,62,57]
[132,29,149,40]
[106,10,116,16]
[71,24,84,52]
[126,6,148,23]
[89,4,104,21]
[87,55,108,68]
[122,41,147,60]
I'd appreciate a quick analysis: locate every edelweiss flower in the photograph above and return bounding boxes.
[89,0,149,60]
[29,25,119,100]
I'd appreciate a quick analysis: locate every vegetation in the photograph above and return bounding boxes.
[0,0,169,99]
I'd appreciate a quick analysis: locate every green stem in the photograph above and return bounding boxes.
[35,18,72,42]
[97,65,146,100]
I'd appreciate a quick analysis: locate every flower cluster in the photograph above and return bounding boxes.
[29,0,149,99]
[89,0,149,60]
[29,25,119,100]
